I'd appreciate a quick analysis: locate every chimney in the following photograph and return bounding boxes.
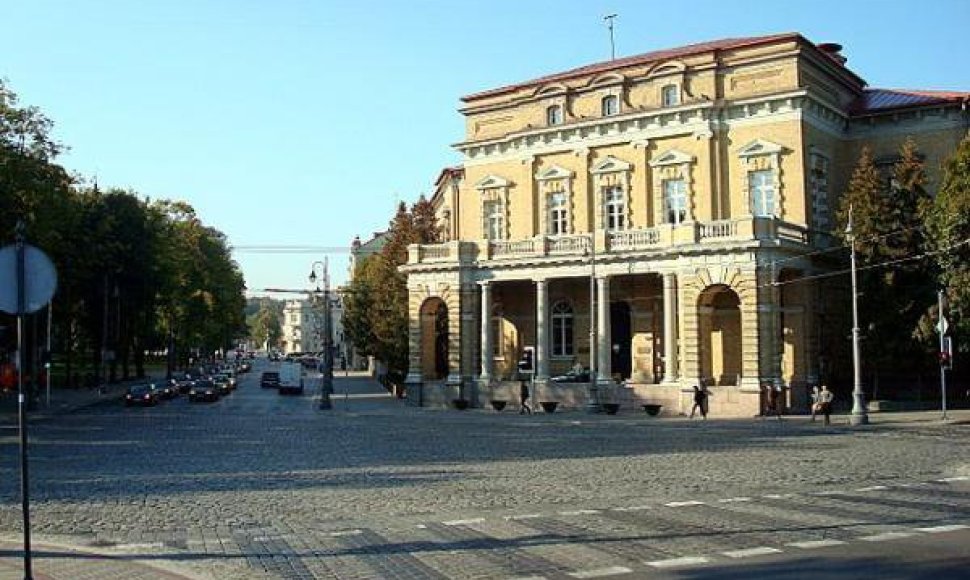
[817,42,847,65]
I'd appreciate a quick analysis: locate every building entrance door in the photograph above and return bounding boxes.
[610,301,632,380]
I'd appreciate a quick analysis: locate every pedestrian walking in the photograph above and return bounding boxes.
[762,383,782,419]
[689,383,709,419]
[819,384,834,425]
[519,380,532,415]
[810,385,821,422]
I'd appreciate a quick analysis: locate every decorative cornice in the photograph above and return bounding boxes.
[591,155,634,174]
[535,165,575,181]
[474,175,511,190]
[649,149,695,167]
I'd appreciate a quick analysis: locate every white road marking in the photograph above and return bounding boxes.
[722,546,783,558]
[567,566,633,578]
[665,500,705,507]
[762,493,793,499]
[914,524,970,533]
[858,531,916,542]
[810,490,845,496]
[559,509,600,516]
[508,576,547,580]
[113,542,165,550]
[938,476,970,482]
[718,497,753,503]
[611,505,652,512]
[328,529,362,537]
[415,524,427,529]
[443,518,485,526]
[505,514,542,520]
[787,539,846,549]
[855,485,889,492]
[646,556,710,568]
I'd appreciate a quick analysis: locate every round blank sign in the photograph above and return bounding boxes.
[0,244,58,314]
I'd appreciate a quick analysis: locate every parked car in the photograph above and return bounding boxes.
[213,373,236,390]
[173,376,196,394]
[124,384,158,407]
[260,371,280,388]
[212,376,232,396]
[154,381,177,400]
[188,379,219,402]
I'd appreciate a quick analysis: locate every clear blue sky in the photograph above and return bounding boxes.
[5,0,969,294]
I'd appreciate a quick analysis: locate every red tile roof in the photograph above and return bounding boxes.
[851,88,970,115]
[462,33,803,102]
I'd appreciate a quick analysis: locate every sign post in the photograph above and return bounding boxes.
[937,290,949,421]
[0,221,59,580]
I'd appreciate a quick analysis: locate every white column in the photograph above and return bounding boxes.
[596,275,611,382]
[479,282,492,382]
[535,279,549,381]
[663,272,678,382]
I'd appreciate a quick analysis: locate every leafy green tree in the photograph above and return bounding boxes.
[836,142,935,388]
[924,136,970,341]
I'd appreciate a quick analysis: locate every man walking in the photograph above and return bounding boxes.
[689,384,709,419]
[819,384,834,425]
[519,380,532,415]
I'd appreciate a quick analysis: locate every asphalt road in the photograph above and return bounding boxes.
[1,358,968,579]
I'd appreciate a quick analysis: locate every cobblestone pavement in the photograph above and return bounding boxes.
[1,360,968,579]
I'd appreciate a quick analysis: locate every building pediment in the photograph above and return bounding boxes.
[591,155,633,174]
[535,165,574,181]
[649,149,694,167]
[737,139,784,158]
[589,72,625,87]
[474,175,511,190]
[535,83,568,98]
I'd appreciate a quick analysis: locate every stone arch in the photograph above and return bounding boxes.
[419,297,449,380]
[697,284,742,386]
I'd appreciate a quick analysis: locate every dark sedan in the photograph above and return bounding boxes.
[188,379,219,402]
[213,376,232,397]
[124,384,158,407]
[154,381,177,400]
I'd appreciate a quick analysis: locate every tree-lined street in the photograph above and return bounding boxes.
[1,358,968,579]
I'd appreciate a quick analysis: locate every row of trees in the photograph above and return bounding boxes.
[343,198,439,385]
[0,80,247,387]
[834,136,969,390]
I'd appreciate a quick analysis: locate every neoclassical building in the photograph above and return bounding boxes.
[401,33,969,416]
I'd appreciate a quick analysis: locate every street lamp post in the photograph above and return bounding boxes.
[586,233,600,413]
[847,206,868,426]
[309,260,333,410]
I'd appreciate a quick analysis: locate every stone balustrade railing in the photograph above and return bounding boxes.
[406,217,813,266]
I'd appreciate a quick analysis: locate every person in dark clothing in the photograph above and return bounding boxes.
[689,384,709,419]
[519,380,532,414]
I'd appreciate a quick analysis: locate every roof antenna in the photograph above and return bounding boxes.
[604,14,618,61]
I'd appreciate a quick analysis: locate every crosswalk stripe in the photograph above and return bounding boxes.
[858,531,916,542]
[567,566,632,578]
[645,556,710,568]
[786,539,846,549]
[665,500,705,507]
[914,524,970,533]
[722,546,782,558]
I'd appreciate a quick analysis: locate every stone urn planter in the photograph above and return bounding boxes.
[490,400,507,411]
[540,401,559,413]
[452,399,469,410]
[602,403,620,415]
[642,404,662,416]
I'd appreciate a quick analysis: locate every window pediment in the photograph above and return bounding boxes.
[591,155,633,175]
[649,149,694,167]
[737,139,784,158]
[589,72,625,87]
[646,60,687,78]
[535,165,574,181]
[535,83,568,98]
[475,175,511,190]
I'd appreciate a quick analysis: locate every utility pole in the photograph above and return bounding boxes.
[847,205,868,426]
[604,14,618,61]
[309,260,333,409]
[587,233,599,413]
[15,220,33,579]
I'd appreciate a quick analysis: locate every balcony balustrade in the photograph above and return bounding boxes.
[406,217,812,266]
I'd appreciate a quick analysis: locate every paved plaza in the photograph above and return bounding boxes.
[1,362,969,579]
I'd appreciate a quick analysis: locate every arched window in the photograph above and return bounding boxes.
[551,301,574,357]
[601,95,619,116]
[546,104,563,126]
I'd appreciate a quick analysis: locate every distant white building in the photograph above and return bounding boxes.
[279,294,353,368]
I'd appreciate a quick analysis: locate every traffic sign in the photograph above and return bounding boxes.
[937,315,949,335]
[0,244,58,314]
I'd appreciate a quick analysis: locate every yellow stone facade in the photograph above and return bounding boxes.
[402,34,969,416]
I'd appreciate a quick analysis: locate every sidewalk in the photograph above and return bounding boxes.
[0,539,202,580]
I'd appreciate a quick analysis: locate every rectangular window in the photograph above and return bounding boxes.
[663,179,687,224]
[749,170,775,216]
[549,192,568,235]
[604,186,626,231]
[484,200,503,240]
[810,154,830,231]
[662,85,679,107]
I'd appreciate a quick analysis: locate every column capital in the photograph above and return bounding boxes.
[478,280,492,289]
